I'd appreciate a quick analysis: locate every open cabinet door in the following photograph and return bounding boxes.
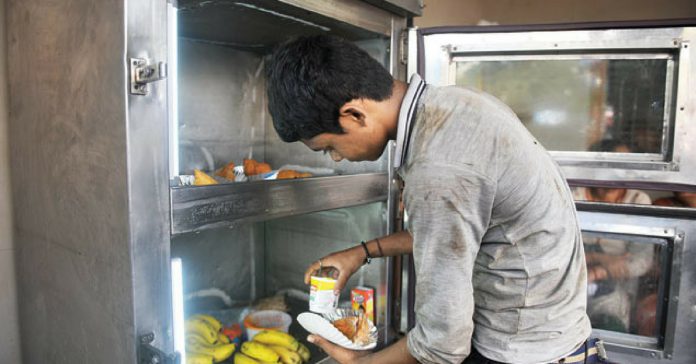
[409,22,696,364]
[127,0,175,362]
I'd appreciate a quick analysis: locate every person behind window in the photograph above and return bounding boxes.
[653,191,696,207]
[572,140,654,333]
[572,140,651,205]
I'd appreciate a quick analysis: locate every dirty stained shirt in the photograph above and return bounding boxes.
[398,79,592,364]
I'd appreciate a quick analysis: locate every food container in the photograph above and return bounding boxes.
[243,310,292,340]
[351,286,375,323]
[309,276,339,313]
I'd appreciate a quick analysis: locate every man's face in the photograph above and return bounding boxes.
[302,101,390,162]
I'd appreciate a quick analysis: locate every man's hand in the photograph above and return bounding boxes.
[303,231,415,293]
[304,246,365,293]
[307,335,371,364]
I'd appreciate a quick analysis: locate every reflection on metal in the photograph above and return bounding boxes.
[577,211,691,363]
[138,332,180,364]
[177,0,393,52]
[171,174,389,234]
[361,0,423,16]
[130,58,168,95]
[417,26,696,188]
[451,53,674,62]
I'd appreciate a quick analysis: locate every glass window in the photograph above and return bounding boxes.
[453,56,672,155]
[582,231,668,339]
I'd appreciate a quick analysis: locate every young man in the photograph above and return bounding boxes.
[266,35,593,364]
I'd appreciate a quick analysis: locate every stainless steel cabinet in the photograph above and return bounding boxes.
[8,0,420,363]
[413,22,696,364]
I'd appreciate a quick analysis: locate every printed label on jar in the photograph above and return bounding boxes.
[309,276,339,313]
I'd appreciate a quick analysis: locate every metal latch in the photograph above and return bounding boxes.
[130,58,167,95]
[138,332,180,364]
[399,30,409,65]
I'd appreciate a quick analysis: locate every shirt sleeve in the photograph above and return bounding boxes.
[403,161,496,364]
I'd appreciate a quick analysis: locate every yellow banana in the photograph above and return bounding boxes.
[268,345,302,364]
[191,314,223,332]
[252,331,299,351]
[186,352,214,364]
[296,343,311,363]
[187,333,215,346]
[241,341,280,363]
[185,319,218,344]
[234,353,261,364]
[187,341,236,363]
[217,332,230,344]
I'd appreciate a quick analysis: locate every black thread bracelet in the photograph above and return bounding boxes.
[375,238,384,257]
[360,241,372,264]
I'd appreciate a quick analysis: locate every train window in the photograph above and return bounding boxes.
[453,55,673,157]
[571,186,696,208]
[582,231,669,340]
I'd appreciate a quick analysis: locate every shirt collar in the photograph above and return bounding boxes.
[394,73,426,169]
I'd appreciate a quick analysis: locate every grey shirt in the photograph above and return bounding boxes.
[398,79,591,364]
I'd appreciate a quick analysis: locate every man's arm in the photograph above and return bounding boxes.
[364,230,413,257]
[307,334,418,364]
[303,230,413,291]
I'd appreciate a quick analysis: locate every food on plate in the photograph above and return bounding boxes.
[244,159,272,176]
[194,169,219,186]
[215,162,236,180]
[277,170,312,179]
[332,313,372,346]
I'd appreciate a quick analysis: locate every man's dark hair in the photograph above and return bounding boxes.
[266,35,394,142]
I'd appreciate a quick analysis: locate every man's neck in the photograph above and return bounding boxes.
[385,80,408,140]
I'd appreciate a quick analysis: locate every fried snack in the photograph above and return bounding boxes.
[353,313,372,346]
[215,161,236,180]
[332,317,358,340]
[252,295,289,312]
[243,159,272,176]
[194,169,218,186]
[277,170,313,180]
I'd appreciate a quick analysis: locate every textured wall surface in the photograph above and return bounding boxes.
[415,0,696,27]
[0,0,21,361]
[7,0,136,362]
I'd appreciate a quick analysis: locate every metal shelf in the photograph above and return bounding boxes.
[171,173,389,235]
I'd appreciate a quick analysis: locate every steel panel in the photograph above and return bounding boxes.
[362,0,422,16]
[417,26,696,189]
[7,0,136,362]
[171,174,389,234]
[577,210,696,363]
[178,0,394,52]
[126,0,175,359]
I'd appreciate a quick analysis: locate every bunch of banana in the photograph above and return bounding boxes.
[185,314,236,364]
[233,331,311,364]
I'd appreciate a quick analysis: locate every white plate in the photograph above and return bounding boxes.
[297,312,376,350]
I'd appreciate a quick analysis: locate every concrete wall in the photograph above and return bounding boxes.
[0,0,21,361]
[414,0,696,27]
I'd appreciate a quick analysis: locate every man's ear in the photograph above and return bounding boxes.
[339,100,367,127]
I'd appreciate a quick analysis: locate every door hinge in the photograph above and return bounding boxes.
[138,332,180,364]
[399,30,409,65]
[130,58,167,95]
